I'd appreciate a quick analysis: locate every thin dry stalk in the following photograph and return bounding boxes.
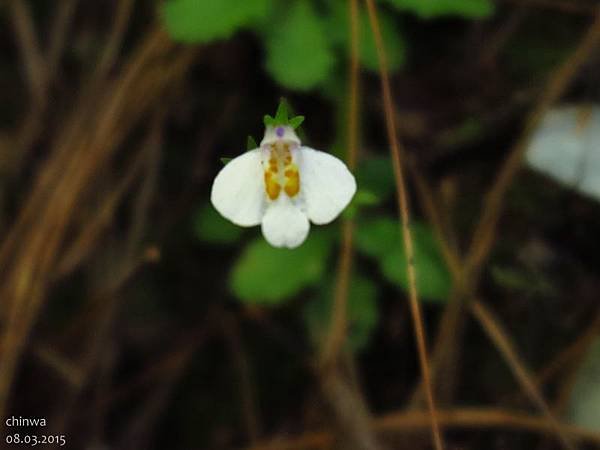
[0,27,193,419]
[92,0,136,83]
[464,6,600,276]
[318,3,383,449]
[470,300,576,450]
[222,313,262,444]
[408,6,600,424]
[247,407,600,450]
[364,1,444,449]
[536,312,600,387]
[9,0,47,105]
[409,163,580,449]
[46,0,78,77]
[320,0,361,367]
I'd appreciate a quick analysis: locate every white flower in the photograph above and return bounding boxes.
[211,125,356,248]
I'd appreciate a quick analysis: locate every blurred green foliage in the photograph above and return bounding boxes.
[355,156,396,199]
[230,230,334,304]
[193,202,243,244]
[356,218,452,302]
[303,275,379,352]
[195,146,451,350]
[170,0,486,350]
[162,0,271,43]
[324,0,406,72]
[263,1,335,90]
[163,0,493,90]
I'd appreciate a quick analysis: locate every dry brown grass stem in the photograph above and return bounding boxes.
[464,7,600,277]
[222,313,262,444]
[364,1,444,449]
[320,0,361,368]
[247,407,600,450]
[408,9,600,437]
[47,0,78,77]
[318,2,383,449]
[536,312,600,387]
[470,300,576,450]
[93,0,135,83]
[411,163,580,449]
[0,26,194,419]
[9,0,47,106]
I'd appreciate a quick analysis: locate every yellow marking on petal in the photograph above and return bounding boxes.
[284,163,300,198]
[264,170,281,200]
[264,143,300,200]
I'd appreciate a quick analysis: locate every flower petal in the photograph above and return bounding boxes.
[261,196,310,248]
[211,149,265,226]
[297,147,357,224]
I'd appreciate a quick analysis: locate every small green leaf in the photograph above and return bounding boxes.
[263,1,335,90]
[382,0,494,19]
[230,230,334,304]
[247,136,258,150]
[163,0,272,43]
[289,115,305,129]
[220,157,233,165]
[193,203,243,244]
[355,217,451,302]
[303,275,379,352]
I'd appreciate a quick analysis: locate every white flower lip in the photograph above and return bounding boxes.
[211,125,356,248]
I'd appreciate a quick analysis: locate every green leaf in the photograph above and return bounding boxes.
[193,203,243,244]
[220,157,233,165]
[566,337,600,431]
[326,2,405,73]
[163,0,271,43]
[355,156,396,200]
[263,1,335,90]
[303,275,379,352]
[342,189,383,220]
[230,230,334,304]
[382,0,494,19]
[355,217,451,302]
[358,7,406,72]
[355,216,400,257]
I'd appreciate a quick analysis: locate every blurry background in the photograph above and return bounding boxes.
[1,0,600,449]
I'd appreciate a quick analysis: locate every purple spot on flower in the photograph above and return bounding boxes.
[276,126,285,137]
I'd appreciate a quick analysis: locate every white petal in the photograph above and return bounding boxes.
[261,196,310,248]
[210,149,265,226]
[297,147,357,224]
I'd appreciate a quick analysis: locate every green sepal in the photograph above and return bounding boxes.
[289,116,305,129]
[263,99,305,129]
[220,157,233,165]
[247,135,258,150]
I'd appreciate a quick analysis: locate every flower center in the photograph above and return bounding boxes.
[264,142,300,201]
